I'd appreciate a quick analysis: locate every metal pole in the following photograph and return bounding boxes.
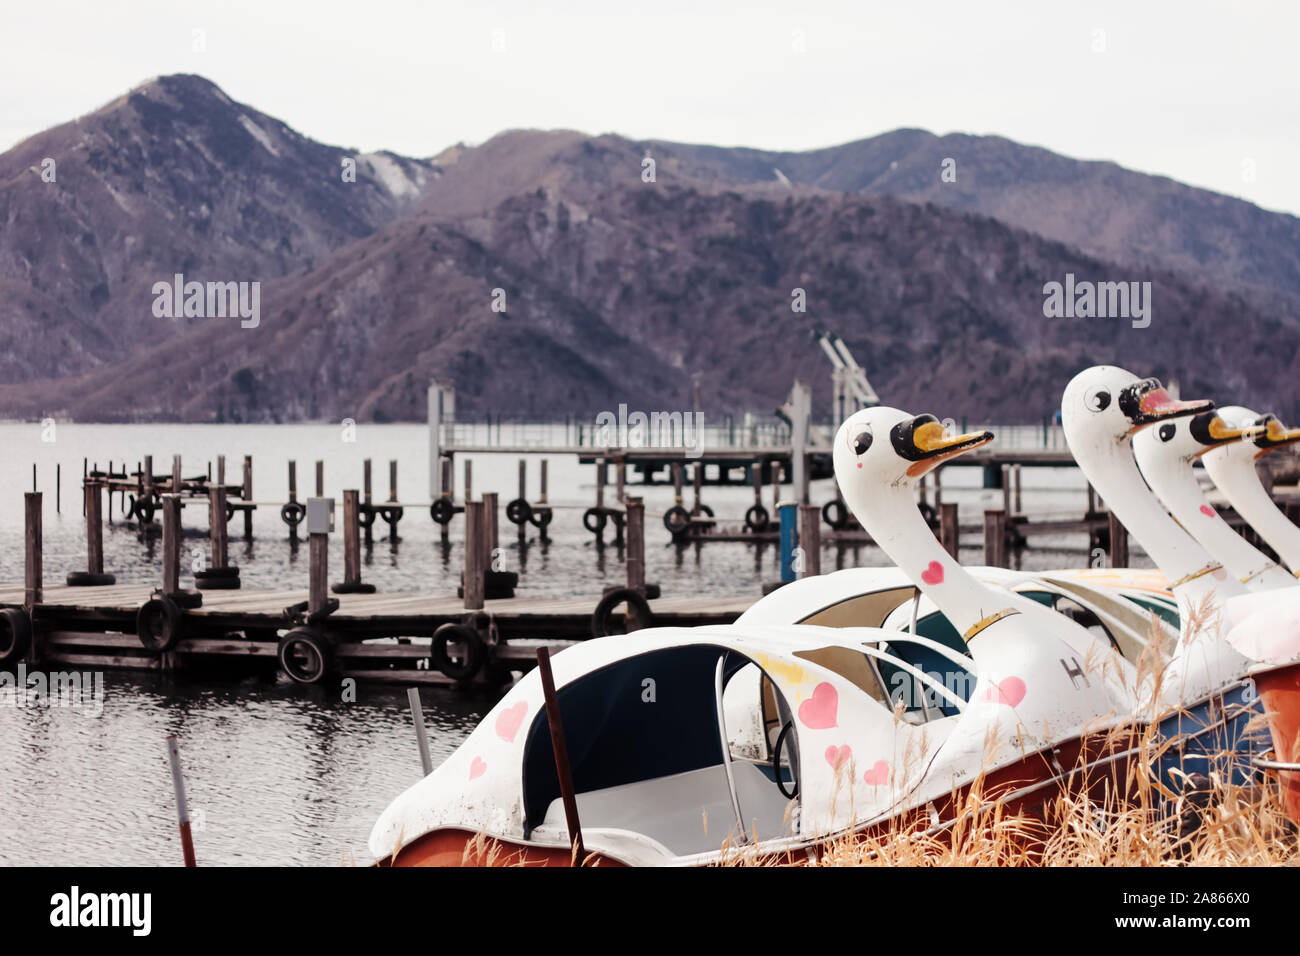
[407,688,434,776]
[165,735,198,867]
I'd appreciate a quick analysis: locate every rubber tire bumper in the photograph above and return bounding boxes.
[430,623,486,682]
[67,571,117,587]
[0,608,33,666]
[744,504,770,533]
[136,596,184,653]
[278,628,335,685]
[591,587,654,638]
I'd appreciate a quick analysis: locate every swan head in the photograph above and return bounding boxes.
[1237,408,1300,454]
[1062,365,1214,446]
[833,407,993,500]
[1135,409,1263,465]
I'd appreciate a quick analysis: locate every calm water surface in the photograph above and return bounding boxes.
[0,423,1142,865]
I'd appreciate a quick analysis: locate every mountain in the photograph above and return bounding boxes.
[420,128,1300,303]
[1,74,1297,423]
[4,183,1296,423]
[0,74,432,382]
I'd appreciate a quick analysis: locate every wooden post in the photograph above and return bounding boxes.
[483,492,499,570]
[539,460,548,504]
[85,481,104,575]
[217,455,225,488]
[388,459,398,503]
[625,497,646,593]
[983,508,1007,568]
[143,454,154,509]
[56,463,60,514]
[518,460,528,540]
[1108,511,1129,569]
[751,462,763,513]
[209,485,228,569]
[1012,464,1023,516]
[315,460,324,497]
[441,457,454,501]
[1001,464,1011,516]
[464,500,485,610]
[464,459,473,503]
[671,461,684,508]
[172,454,183,493]
[363,459,374,545]
[1086,483,1098,516]
[24,492,42,606]
[536,646,584,865]
[242,456,253,538]
[595,457,606,511]
[288,461,298,502]
[162,494,181,594]
[615,456,626,504]
[165,736,198,868]
[342,490,361,586]
[933,465,943,508]
[692,461,703,515]
[797,503,822,578]
[309,523,328,617]
[940,502,959,559]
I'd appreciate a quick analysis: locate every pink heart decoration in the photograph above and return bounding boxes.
[468,756,487,780]
[825,744,852,769]
[1200,505,1215,517]
[981,676,1027,707]
[798,682,839,729]
[920,560,944,585]
[495,701,527,743]
[863,760,891,785]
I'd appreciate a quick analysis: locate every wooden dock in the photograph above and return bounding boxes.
[0,582,756,686]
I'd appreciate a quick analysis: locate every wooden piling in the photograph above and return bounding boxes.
[56,463,60,514]
[625,497,646,592]
[483,492,499,569]
[464,500,486,610]
[288,461,298,502]
[363,459,374,544]
[692,461,703,515]
[388,460,398,503]
[939,502,959,558]
[1108,511,1129,569]
[85,481,104,575]
[162,495,181,594]
[172,454,183,493]
[518,460,528,539]
[241,456,253,538]
[342,489,361,586]
[464,459,473,504]
[315,460,324,497]
[1012,464,1023,516]
[309,523,329,617]
[209,484,228,569]
[797,503,821,578]
[983,508,1007,568]
[539,460,548,504]
[1001,464,1012,516]
[24,492,42,606]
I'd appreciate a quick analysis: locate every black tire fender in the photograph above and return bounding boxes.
[591,587,654,638]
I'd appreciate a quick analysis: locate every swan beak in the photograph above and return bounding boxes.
[1119,378,1214,430]
[892,414,994,476]
[1254,415,1300,452]
[1190,412,1264,453]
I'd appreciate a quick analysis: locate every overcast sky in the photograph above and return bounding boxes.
[4,0,1298,215]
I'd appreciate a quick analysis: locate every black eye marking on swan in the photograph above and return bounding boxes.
[1085,388,1111,412]
[1158,423,1176,442]
[852,430,873,456]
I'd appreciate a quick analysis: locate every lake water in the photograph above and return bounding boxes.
[0,422,1137,865]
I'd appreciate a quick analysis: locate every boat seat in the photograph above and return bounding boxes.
[543,760,796,857]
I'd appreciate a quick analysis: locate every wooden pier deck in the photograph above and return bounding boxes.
[0,583,757,686]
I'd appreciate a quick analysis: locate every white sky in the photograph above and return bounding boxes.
[3,0,1298,215]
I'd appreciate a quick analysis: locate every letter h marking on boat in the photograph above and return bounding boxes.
[1060,656,1090,689]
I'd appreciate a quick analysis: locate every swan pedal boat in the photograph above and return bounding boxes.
[369,623,1134,866]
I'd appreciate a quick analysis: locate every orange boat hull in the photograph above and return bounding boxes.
[1251,662,1300,822]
